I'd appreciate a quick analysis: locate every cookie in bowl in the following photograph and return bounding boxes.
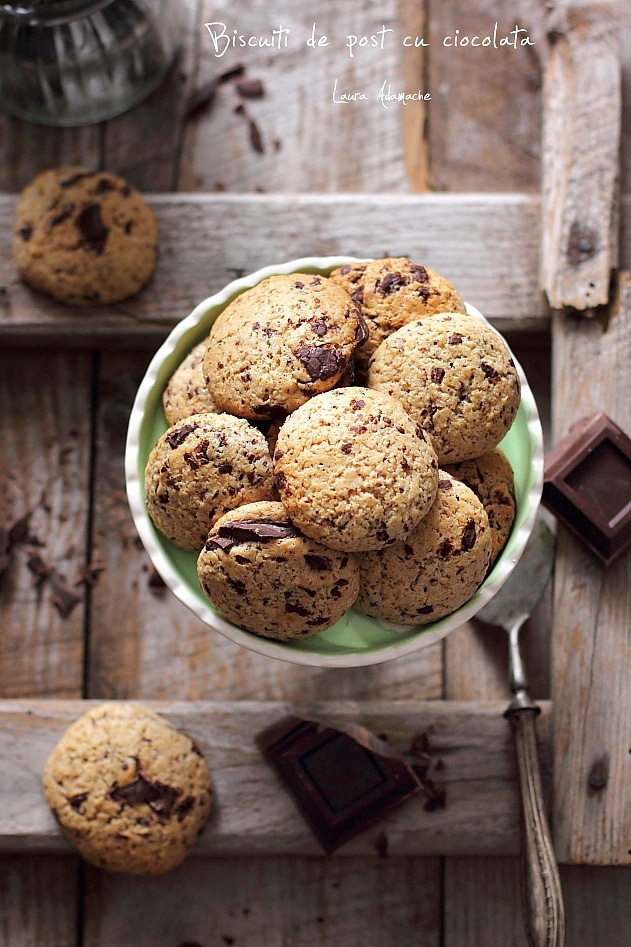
[197,501,360,640]
[13,166,158,306]
[145,413,276,551]
[202,273,368,419]
[162,339,221,426]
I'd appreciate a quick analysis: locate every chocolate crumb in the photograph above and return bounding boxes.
[27,551,54,587]
[146,564,167,594]
[236,78,265,98]
[51,579,81,618]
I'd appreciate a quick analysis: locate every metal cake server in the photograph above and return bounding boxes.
[475,516,565,947]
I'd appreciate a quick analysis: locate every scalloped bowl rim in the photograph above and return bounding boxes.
[125,255,544,668]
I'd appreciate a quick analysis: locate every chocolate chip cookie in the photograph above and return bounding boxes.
[162,340,221,425]
[445,447,516,566]
[355,472,492,624]
[329,257,467,375]
[42,702,213,875]
[203,273,368,419]
[197,501,360,640]
[13,166,158,306]
[367,312,521,464]
[145,413,276,551]
[273,386,439,552]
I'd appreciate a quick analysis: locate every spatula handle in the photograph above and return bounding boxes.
[508,707,565,947]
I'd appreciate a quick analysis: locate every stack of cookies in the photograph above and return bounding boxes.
[145,258,520,639]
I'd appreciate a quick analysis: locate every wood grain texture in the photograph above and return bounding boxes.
[0,192,546,341]
[551,273,631,865]
[427,0,545,192]
[83,854,441,947]
[0,350,91,699]
[540,0,621,310]
[0,699,550,856]
[88,348,442,702]
[0,854,79,947]
[178,0,411,193]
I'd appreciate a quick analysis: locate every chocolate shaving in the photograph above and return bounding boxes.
[248,116,264,153]
[76,204,109,255]
[236,78,265,98]
[27,551,53,587]
[51,578,81,618]
[296,345,342,381]
[147,564,167,594]
[185,63,246,118]
[9,512,31,546]
[75,560,105,587]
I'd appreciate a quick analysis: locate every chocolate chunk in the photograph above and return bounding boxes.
[255,717,420,853]
[18,224,33,241]
[304,554,330,571]
[431,367,445,384]
[109,775,180,816]
[542,411,631,564]
[438,479,453,491]
[69,792,88,810]
[311,319,328,337]
[166,424,197,449]
[294,281,305,289]
[448,334,463,345]
[340,266,351,275]
[376,272,407,295]
[480,362,501,384]
[409,263,429,283]
[341,443,352,454]
[461,518,477,551]
[9,511,31,546]
[27,551,53,587]
[217,462,233,475]
[351,287,364,307]
[354,311,369,347]
[76,203,109,255]
[296,345,342,381]
[124,220,133,235]
[215,519,301,545]
[51,579,81,618]
[95,178,115,194]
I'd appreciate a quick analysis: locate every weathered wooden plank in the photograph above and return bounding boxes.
[0,120,101,195]
[88,348,443,702]
[427,0,545,193]
[541,0,621,310]
[0,699,550,856]
[551,273,631,865]
[0,350,91,698]
[83,854,442,947]
[178,0,411,193]
[0,854,79,947]
[0,192,546,341]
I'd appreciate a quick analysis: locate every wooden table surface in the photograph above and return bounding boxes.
[1,2,630,945]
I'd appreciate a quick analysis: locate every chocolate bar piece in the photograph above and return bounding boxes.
[256,716,420,853]
[542,411,631,564]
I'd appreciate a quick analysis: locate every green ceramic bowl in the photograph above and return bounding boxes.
[125,256,543,667]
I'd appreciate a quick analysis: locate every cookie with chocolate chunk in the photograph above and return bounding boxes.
[145,413,276,551]
[329,257,467,375]
[355,472,492,625]
[162,340,221,425]
[368,312,521,465]
[13,166,157,306]
[444,447,516,566]
[202,273,368,420]
[197,501,360,640]
[273,387,439,552]
[42,702,213,875]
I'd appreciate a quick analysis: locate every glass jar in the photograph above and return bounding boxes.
[0,1,184,126]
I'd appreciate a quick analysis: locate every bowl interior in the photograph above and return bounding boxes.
[126,256,543,667]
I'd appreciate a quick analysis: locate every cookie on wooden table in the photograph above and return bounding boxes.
[367,312,521,465]
[13,166,158,306]
[197,501,360,640]
[444,447,516,566]
[355,472,492,625]
[203,273,368,420]
[273,386,439,552]
[42,702,213,875]
[162,339,221,425]
[329,257,467,374]
[145,413,276,551]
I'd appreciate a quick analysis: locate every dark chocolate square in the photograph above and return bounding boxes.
[542,412,631,564]
[256,717,420,852]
